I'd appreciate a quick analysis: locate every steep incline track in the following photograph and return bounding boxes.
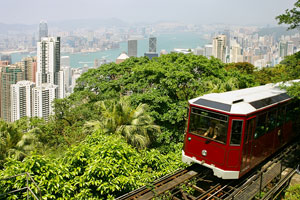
[117,141,300,200]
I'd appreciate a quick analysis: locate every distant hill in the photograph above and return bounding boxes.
[0,18,128,34]
[48,18,128,30]
[0,23,36,34]
[256,26,299,40]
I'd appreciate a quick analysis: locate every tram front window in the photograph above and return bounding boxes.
[188,107,228,144]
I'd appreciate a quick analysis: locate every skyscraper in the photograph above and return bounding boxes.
[36,37,61,86]
[32,83,57,121]
[128,39,137,57]
[39,20,48,41]
[144,37,158,60]
[149,37,157,53]
[11,81,35,122]
[212,35,227,62]
[0,66,23,121]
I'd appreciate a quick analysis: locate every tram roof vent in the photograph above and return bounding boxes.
[232,99,244,104]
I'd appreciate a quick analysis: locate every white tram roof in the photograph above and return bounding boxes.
[189,80,300,115]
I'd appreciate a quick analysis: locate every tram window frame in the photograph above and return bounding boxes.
[230,120,244,146]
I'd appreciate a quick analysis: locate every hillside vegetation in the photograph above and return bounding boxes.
[1,52,300,199]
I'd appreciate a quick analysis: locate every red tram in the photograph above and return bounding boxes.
[182,82,299,179]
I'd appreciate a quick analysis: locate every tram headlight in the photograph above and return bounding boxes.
[202,150,207,157]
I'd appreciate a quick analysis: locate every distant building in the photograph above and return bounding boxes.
[279,41,288,58]
[160,49,168,56]
[287,41,294,56]
[128,39,137,57]
[212,35,227,62]
[61,56,70,67]
[61,66,72,93]
[71,68,82,93]
[149,37,157,53]
[116,52,129,64]
[0,61,9,66]
[1,54,12,65]
[11,81,35,122]
[21,57,37,83]
[204,44,213,58]
[194,47,205,56]
[39,20,48,41]
[172,48,191,54]
[230,41,243,63]
[56,70,64,99]
[0,66,23,122]
[32,83,57,121]
[36,37,61,86]
[144,52,158,60]
[36,36,62,120]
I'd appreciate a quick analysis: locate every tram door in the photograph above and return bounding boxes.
[241,117,255,172]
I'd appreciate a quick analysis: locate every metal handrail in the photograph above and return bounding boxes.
[0,172,41,200]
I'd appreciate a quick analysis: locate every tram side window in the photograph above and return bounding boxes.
[278,106,286,126]
[268,109,277,130]
[230,120,243,145]
[255,113,267,139]
[286,103,296,122]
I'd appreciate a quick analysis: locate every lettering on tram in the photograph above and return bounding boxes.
[189,107,228,144]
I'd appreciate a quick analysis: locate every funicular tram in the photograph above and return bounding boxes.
[182,82,299,179]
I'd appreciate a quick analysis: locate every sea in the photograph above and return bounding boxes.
[11,32,208,68]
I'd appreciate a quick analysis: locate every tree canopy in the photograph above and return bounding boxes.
[276,0,300,30]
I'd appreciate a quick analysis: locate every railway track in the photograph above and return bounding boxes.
[116,141,300,200]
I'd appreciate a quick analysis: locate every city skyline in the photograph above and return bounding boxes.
[0,0,296,26]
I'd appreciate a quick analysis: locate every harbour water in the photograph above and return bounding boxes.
[11,32,208,68]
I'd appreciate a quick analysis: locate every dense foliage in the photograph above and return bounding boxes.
[1,52,300,199]
[0,132,185,199]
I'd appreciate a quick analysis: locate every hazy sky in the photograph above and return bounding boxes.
[1,0,297,25]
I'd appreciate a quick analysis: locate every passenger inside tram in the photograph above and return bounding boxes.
[204,120,220,140]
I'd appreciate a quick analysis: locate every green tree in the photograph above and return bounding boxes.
[89,97,161,149]
[276,0,300,30]
[225,62,255,74]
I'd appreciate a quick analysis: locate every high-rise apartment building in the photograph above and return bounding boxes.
[0,66,23,121]
[212,35,227,62]
[36,37,61,86]
[39,20,48,41]
[35,36,62,120]
[21,57,37,83]
[11,81,35,122]
[128,39,137,57]
[149,37,157,53]
[32,83,57,121]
